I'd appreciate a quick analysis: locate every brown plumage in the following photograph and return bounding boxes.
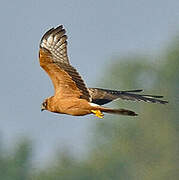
[39,25,168,118]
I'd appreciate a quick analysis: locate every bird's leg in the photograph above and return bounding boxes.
[91,110,104,119]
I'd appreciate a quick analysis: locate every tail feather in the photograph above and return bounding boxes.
[99,107,138,116]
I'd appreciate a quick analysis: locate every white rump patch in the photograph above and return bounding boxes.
[89,103,99,107]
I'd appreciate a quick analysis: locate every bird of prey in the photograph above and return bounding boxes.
[39,25,168,118]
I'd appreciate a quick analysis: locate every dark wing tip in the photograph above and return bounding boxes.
[51,25,64,35]
[40,25,65,48]
[140,97,169,104]
[142,94,164,98]
[40,27,54,47]
[123,89,143,93]
[39,25,70,64]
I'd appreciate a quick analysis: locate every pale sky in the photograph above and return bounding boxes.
[1,0,179,166]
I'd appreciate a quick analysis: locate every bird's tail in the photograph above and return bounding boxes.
[90,104,138,117]
[100,107,138,116]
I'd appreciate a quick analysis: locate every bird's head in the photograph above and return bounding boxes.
[41,99,48,112]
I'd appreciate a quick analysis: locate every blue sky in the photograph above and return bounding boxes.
[1,0,179,166]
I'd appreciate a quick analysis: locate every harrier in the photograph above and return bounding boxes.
[39,25,168,118]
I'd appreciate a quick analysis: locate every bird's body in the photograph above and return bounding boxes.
[43,96,136,117]
[39,25,168,118]
[44,97,94,116]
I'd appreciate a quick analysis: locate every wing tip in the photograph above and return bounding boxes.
[40,27,54,47]
[40,25,65,48]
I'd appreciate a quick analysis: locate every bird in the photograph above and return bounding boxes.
[39,25,168,118]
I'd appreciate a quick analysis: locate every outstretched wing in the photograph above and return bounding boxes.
[89,88,168,105]
[39,25,90,101]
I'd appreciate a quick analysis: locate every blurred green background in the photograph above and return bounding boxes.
[1,36,178,179]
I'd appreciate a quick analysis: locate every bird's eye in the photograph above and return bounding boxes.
[43,101,47,107]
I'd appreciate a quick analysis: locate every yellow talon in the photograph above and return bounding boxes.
[91,110,104,119]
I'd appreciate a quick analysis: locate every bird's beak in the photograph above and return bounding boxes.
[41,104,45,112]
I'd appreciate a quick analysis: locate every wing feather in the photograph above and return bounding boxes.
[39,25,90,101]
[89,88,168,105]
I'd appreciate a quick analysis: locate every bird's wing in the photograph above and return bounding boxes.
[39,25,90,101]
[88,88,168,105]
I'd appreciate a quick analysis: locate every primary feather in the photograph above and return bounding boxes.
[88,88,168,105]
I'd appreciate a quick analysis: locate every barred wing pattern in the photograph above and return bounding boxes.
[40,25,90,101]
[40,25,69,64]
[88,88,168,105]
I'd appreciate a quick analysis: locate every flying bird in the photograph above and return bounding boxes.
[39,25,168,118]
